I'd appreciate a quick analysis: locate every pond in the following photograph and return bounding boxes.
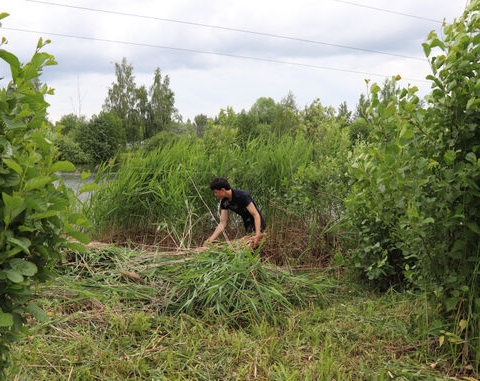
[56,167,96,203]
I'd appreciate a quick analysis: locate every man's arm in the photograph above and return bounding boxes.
[204,209,228,245]
[246,202,262,248]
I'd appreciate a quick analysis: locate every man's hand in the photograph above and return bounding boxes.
[252,234,262,249]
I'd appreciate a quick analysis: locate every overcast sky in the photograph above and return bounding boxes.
[1,0,467,123]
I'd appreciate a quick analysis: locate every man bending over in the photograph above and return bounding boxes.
[204,177,266,248]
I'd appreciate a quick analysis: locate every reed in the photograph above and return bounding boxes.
[86,133,347,266]
[161,244,330,325]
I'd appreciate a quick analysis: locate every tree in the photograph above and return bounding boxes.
[76,112,125,165]
[194,114,208,138]
[418,1,480,365]
[344,0,480,367]
[216,106,237,128]
[147,68,177,138]
[135,85,149,140]
[353,92,370,121]
[379,77,399,106]
[103,58,140,142]
[280,90,298,113]
[249,97,276,125]
[301,98,336,138]
[0,14,89,374]
[236,110,258,144]
[56,113,87,136]
[272,91,301,137]
[103,61,178,142]
[336,101,352,127]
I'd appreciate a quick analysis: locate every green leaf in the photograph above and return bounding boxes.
[0,312,14,327]
[2,192,27,226]
[26,302,49,323]
[399,124,414,140]
[67,230,90,244]
[29,210,60,220]
[0,171,20,187]
[429,38,445,50]
[4,269,24,283]
[6,236,31,254]
[466,97,480,110]
[10,258,37,276]
[24,176,53,191]
[422,42,431,57]
[444,150,456,165]
[78,183,101,193]
[2,158,23,175]
[0,49,21,77]
[370,84,381,94]
[64,241,87,252]
[80,171,92,181]
[24,194,48,211]
[466,222,480,235]
[51,161,76,173]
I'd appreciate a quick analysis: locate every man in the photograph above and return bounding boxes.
[204,177,266,248]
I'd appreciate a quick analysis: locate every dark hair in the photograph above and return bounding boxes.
[209,177,231,190]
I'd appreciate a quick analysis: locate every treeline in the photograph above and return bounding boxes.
[56,57,186,165]
[55,55,382,166]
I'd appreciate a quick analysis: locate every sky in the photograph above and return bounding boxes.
[0,0,468,123]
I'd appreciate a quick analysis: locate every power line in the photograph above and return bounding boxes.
[24,0,426,62]
[3,26,430,84]
[330,0,444,23]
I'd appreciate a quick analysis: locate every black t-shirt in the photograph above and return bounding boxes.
[220,189,266,232]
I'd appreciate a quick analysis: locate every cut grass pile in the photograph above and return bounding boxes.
[7,245,458,380]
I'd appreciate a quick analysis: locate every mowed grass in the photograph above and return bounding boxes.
[8,246,452,380]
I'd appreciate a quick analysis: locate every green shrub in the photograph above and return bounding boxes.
[76,111,125,166]
[0,15,89,374]
[56,135,92,164]
[343,0,480,369]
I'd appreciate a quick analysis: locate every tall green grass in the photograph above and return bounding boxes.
[87,133,348,265]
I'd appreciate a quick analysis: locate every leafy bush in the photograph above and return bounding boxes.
[0,14,89,373]
[75,111,125,165]
[56,135,92,164]
[343,0,480,369]
[344,79,426,284]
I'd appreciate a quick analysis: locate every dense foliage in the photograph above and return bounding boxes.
[344,0,480,368]
[0,13,89,374]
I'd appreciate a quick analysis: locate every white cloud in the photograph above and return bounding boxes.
[0,0,467,122]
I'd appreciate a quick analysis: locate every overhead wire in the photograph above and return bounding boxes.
[3,26,430,84]
[24,0,426,61]
[3,0,445,85]
[330,0,444,24]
